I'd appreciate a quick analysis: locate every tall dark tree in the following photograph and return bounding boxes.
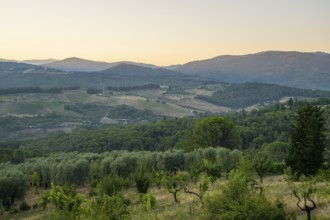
[287,104,326,176]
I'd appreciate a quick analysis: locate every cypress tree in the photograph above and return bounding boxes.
[287,104,326,176]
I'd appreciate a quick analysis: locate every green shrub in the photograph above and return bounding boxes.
[89,194,131,220]
[39,183,86,218]
[270,162,287,174]
[135,174,151,194]
[205,169,289,220]
[32,203,39,209]
[203,159,222,181]
[9,207,19,214]
[100,174,130,196]
[140,193,156,211]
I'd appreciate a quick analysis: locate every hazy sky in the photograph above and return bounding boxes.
[1,0,329,65]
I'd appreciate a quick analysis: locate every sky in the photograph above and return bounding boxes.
[1,0,329,65]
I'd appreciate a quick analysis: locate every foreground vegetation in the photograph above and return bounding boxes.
[1,149,329,219]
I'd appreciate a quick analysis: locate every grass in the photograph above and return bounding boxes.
[115,181,207,220]
[64,90,89,103]
[185,88,214,97]
[4,175,329,220]
[136,99,193,118]
[166,94,231,113]
[262,175,330,219]
[2,209,49,220]
[0,100,67,116]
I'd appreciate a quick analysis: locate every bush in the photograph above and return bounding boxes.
[205,169,289,220]
[19,200,31,212]
[140,193,156,211]
[89,194,131,220]
[135,174,151,194]
[39,183,85,218]
[9,207,19,214]
[32,203,39,209]
[203,159,222,181]
[270,162,287,174]
[100,174,130,196]
[140,193,156,219]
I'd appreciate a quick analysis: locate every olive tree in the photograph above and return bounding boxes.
[0,169,27,209]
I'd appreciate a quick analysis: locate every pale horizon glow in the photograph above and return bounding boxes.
[1,0,330,65]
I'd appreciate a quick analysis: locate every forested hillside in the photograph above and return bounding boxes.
[198,82,330,108]
[21,99,330,155]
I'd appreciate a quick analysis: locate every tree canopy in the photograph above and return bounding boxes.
[192,116,241,150]
[287,104,326,176]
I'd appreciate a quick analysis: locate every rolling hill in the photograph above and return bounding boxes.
[0,62,67,88]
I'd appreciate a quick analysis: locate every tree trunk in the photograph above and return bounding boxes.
[171,188,183,203]
[307,209,311,220]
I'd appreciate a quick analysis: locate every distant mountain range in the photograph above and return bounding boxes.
[0,58,17,62]
[0,61,203,89]
[0,62,45,72]
[0,58,57,65]
[23,59,58,65]
[1,51,330,90]
[173,51,330,90]
[43,57,157,72]
[100,63,182,77]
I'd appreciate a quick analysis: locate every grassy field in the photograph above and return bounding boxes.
[3,175,329,220]
[185,88,214,96]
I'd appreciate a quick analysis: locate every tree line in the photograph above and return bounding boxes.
[0,86,80,95]
[107,84,160,91]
